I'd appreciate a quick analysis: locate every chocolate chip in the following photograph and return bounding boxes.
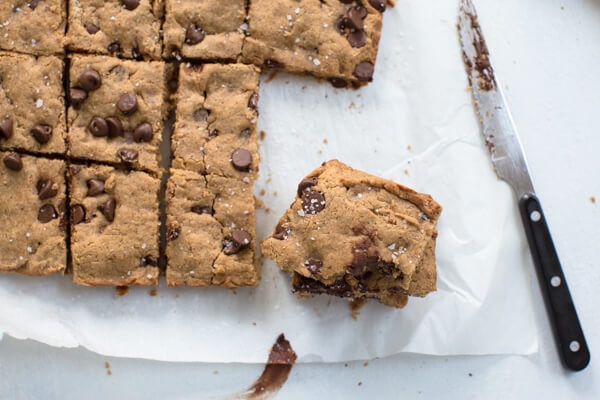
[70,204,86,225]
[99,198,116,222]
[86,24,100,34]
[118,93,138,115]
[3,153,22,171]
[140,255,158,267]
[86,179,105,196]
[348,30,367,48]
[356,6,368,19]
[38,204,57,223]
[88,117,108,137]
[133,122,153,142]
[29,0,41,10]
[264,59,284,69]
[224,229,252,255]
[185,23,205,45]
[273,223,289,240]
[0,119,13,139]
[117,148,138,161]
[37,179,58,200]
[368,0,387,12]
[329,78,348,88]
[79,69,102,92]
[297,176,318,196]
[193,108,209,122]
[106,117,123,138]
[354,62,375,82]
[347,8,365,30]
[248,93,259,110]
[31,125,52,144]
[339,0,353,3]
[108,42,121,56]
[231,149,252,171]
[191,205,214,215]
[121,0,140,10]
[69,88,87,108]
[167,223,180,241]
[305,258,322,274]
[375,260,396,276]
[301,190,326,215]
[334,16,347,34]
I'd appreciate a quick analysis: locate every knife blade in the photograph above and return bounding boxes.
[458,0,590,371]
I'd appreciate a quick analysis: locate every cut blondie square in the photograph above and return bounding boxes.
[171,63,260,179]
[67,55,168,174]
[163,0,246,61]
[0,152,67,275]
[243,0,388,86]
[261,160,442,308]
[0,0,65,55]
[0,53,66,155]
[68,164,160,286]
[65,0,163,60]
[165,169,258,288]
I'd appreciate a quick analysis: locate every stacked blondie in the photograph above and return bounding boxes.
[0,1,439,307]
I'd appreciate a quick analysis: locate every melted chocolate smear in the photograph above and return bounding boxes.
[116,286,129,296]
[239,334,297,399]
[462,9,496,91]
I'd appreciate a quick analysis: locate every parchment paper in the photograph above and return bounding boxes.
[0,0,538,362]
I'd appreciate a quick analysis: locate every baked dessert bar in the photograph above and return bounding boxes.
[261,160,442,308]
[0,0,66,55]
[0,151,66,275]
[69,164,160,286]
[163,0,246,61]
[243,0,387,86]
[0,52,66,155]
[165,169,258,287]
[65,0,162,60]
[67,55,168,174]
[171,63,260,179]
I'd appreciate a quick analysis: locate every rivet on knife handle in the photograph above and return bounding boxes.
[519,194,590,371]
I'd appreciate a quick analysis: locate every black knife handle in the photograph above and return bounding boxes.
[519,193,590,371]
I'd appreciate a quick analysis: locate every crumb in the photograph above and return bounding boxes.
[363,362,369,367]
[265,208,271,213]
[468,372,473,377]
[591,196,596,204]
[252,322,257,326]
[561,6,564,10]
[273,191,278,196]
[213,370,219,375]
[105,361,110,369]
[254,197,266,209]
[175,293,180,298]
[404,169,409,175]
[260,188,266,196]
[358,381,362,386]
[348,102,356,109]
[266,177,272,183]
[323,138,328,144]
[466,86,472,91]
[317,149,323,154]
[148,288,157,297]
[107,370,112,376]
[232,290,237,295]
[116,286,128,296]
[344,363,348,367]
[260,130,266,141]
[407,145,412,150]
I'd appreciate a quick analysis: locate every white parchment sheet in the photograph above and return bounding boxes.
[0,0,538,362]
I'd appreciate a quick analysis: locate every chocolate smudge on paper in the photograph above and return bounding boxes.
[235,334,297,400]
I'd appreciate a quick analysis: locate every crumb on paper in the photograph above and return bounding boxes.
[213,370,219,375]
[260,130,266,141]
[323,138,328,144]
[232,290,237,295]
[107,370,112,376]
[404,169,409,175]
[317,149,323,154]
[259,188,266,196]
[468,372,473,377]
[252,322,257,326]
[407,145,412,150]
[591,196,596,204]
[273,191,278,197]
[363,362,369,367]
[175,293,180,298]
[358,381,363,386]
[344,363,348,367]
[148,288,157,297]
[265,208,271,213]
[466,86,472,91]
[105,361,110,369]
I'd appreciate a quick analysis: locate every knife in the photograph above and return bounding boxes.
[458,0,589,371]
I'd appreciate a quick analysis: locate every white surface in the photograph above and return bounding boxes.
[1,0,600,397]
[0,0,539,362]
